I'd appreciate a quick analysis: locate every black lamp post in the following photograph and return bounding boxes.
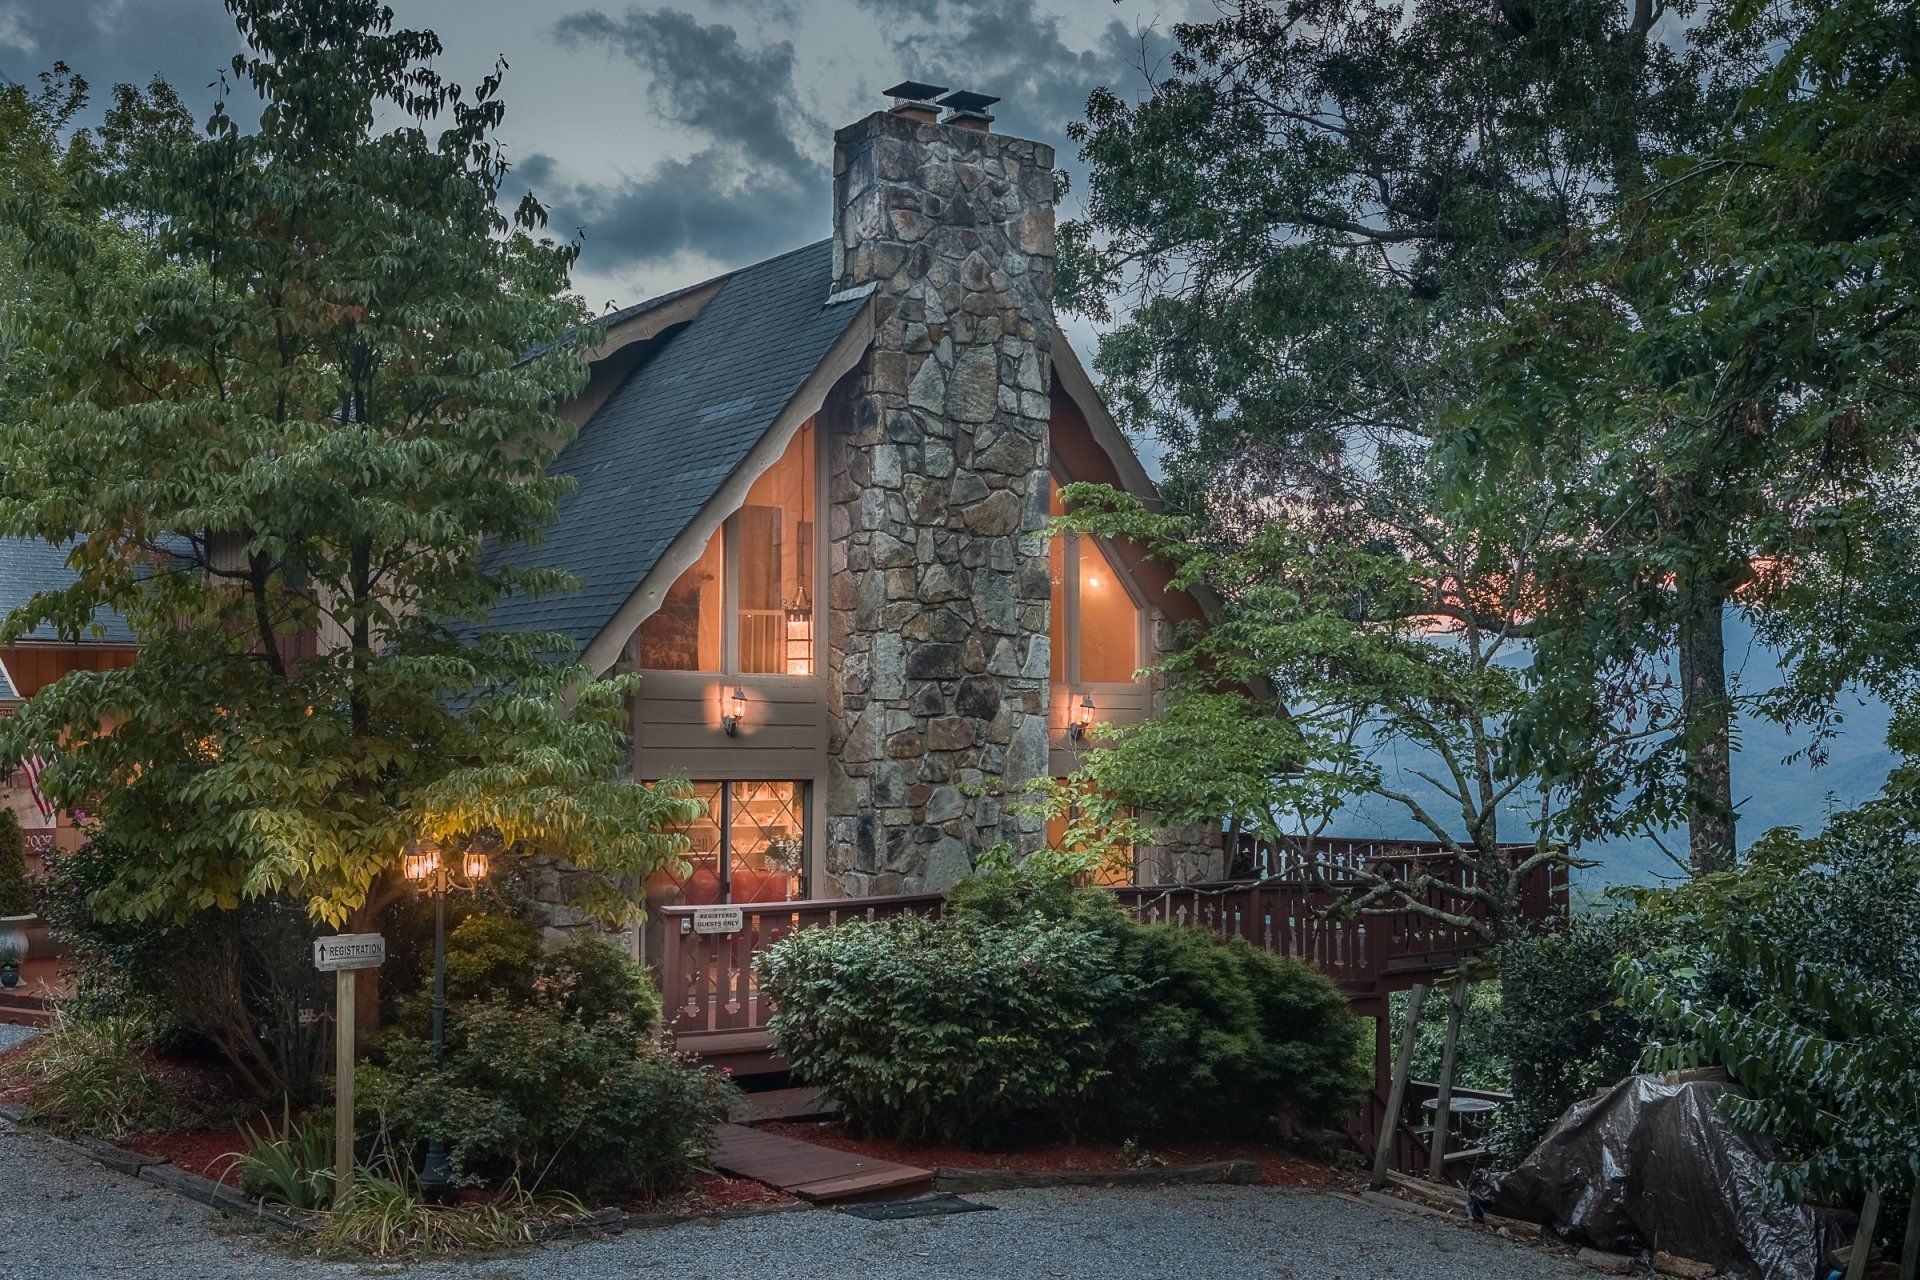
[401,838,492,1193]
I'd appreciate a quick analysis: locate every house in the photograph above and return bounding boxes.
[487,88,1224,928]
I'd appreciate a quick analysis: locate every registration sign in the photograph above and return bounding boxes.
[313,933,387,972]
[691,906,745,935]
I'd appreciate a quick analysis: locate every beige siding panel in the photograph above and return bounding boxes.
[633,671,827,785]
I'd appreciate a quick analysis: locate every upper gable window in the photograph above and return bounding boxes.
[736,418,816,675]
[636,418,816,676]
[1048,475,1143,685]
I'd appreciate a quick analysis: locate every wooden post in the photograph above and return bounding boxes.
[1428,975,1467,1182]
[1371,981,1427,1190]
[1847,1186,1882,1280]
[333,967,356,1208]
[1899,1176,1919,1280]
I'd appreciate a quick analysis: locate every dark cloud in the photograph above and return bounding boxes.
[554,8,815,180]
[850,0,1163,146]
[549,6,824,284]
[0,0,241,119]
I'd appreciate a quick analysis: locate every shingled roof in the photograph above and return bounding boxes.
[484,238,868,653]
[0,537,134,645]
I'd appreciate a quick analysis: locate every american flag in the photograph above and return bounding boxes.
[17,755,53,821]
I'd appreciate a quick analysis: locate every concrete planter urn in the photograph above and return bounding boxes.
[0,914,29,986]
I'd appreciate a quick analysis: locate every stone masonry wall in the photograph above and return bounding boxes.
[822,110,1055,896]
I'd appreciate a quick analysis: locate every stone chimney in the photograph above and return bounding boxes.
[822,97,1057,895]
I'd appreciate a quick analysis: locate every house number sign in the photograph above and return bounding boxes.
[690,906,745,935]
[312,933,387,971]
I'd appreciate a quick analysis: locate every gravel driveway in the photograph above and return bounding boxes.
[0,1121,1593,1280]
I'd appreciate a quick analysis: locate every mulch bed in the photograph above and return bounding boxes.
[756,1119,1341,1188]
[120,1122,253,1186]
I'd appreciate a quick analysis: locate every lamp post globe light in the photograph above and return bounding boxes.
[401,837,493,1193]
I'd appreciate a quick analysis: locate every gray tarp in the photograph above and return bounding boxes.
[1469,1075,1833,1280]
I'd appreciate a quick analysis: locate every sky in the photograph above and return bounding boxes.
[0,0,1190,344]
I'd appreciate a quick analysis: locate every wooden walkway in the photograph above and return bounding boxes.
[706,1123,931,1203]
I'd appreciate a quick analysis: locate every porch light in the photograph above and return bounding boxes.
[1069,693,1095,743]
[724,686,748,736]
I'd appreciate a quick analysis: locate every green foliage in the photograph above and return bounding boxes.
[315,1160,585,1259]
[366,928,711,1198]
[0,1,700,928]
[1441,0,1920,870]
[1389,981,1509,1095]
[1100,923,1367,1136]
[364,1007,730,1200]
[1053,484,1560,942]
[38,838,329,1099]
[0,808,32,917]
[1617,794,1920,1202]
[229,1107,334,1210]
[758,913,1117,1146]
[20,1011,189,1138]
[763,875,1366,1146]
[390,914,661,1044]
[1485,913,1679,1165]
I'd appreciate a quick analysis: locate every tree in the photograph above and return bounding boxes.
[0,1,696,931]
[1616,788,1920,1203]
[1059,1,1729,879]
[1053,482,1561,943]
[1442,0,1920,872]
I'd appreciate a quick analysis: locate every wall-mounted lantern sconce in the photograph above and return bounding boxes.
[1068,693,1095,743]
[723,686,748,736]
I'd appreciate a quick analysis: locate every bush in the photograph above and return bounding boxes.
[37,838,329,1100]
[0,808,31,917]
[1101,924,1366,1135]
[761,869,1368,1146]
[21,1011,192,1137]
[315,1161,586,1259]
[364,1006,730,1199]
[1390,980,1508,1093]
[365,928,713,1199]
[230,1108,334,1209]
[758,913,1117,1145]
[1486,910,1678,1164]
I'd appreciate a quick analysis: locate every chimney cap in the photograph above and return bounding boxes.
[936,89,1000,114]
[883,80,949,103]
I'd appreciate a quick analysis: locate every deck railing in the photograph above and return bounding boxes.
[655,838,1567,1042]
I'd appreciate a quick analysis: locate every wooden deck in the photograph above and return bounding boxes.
[707,1123,932,1202]
[659,837,1567,1067]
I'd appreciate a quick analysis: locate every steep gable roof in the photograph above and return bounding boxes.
[483,239,868,654]
[0,537,134,645]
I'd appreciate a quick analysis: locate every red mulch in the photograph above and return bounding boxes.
[624,1171,797,1216]
[756,1120,1340,1189]
[121,1124,253,1186]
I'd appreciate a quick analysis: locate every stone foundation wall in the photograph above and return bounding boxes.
[822,111,1056,896]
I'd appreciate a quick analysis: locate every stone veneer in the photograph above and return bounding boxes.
[822,110,1056,896]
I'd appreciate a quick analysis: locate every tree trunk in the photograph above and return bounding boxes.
[1677,585,1735,874]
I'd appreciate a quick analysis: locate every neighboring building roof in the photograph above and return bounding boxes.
[484,238,868,651]
[0,537,134,644]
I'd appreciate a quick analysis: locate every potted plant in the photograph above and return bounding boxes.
[0,945,18,989]
[0,808,34,966]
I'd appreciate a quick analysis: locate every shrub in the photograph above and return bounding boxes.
[763,870,1368,1146]
[21,1011,189,1138]
[0,808,31,917]
[363,1005,731,1199]
[37,838,329,1099]
[365,928,714,1199]
[758,913,1117,1146]
[1390,980,1509,1093]
[1098,924,1366,1135]
[1486,910,1677,1164]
